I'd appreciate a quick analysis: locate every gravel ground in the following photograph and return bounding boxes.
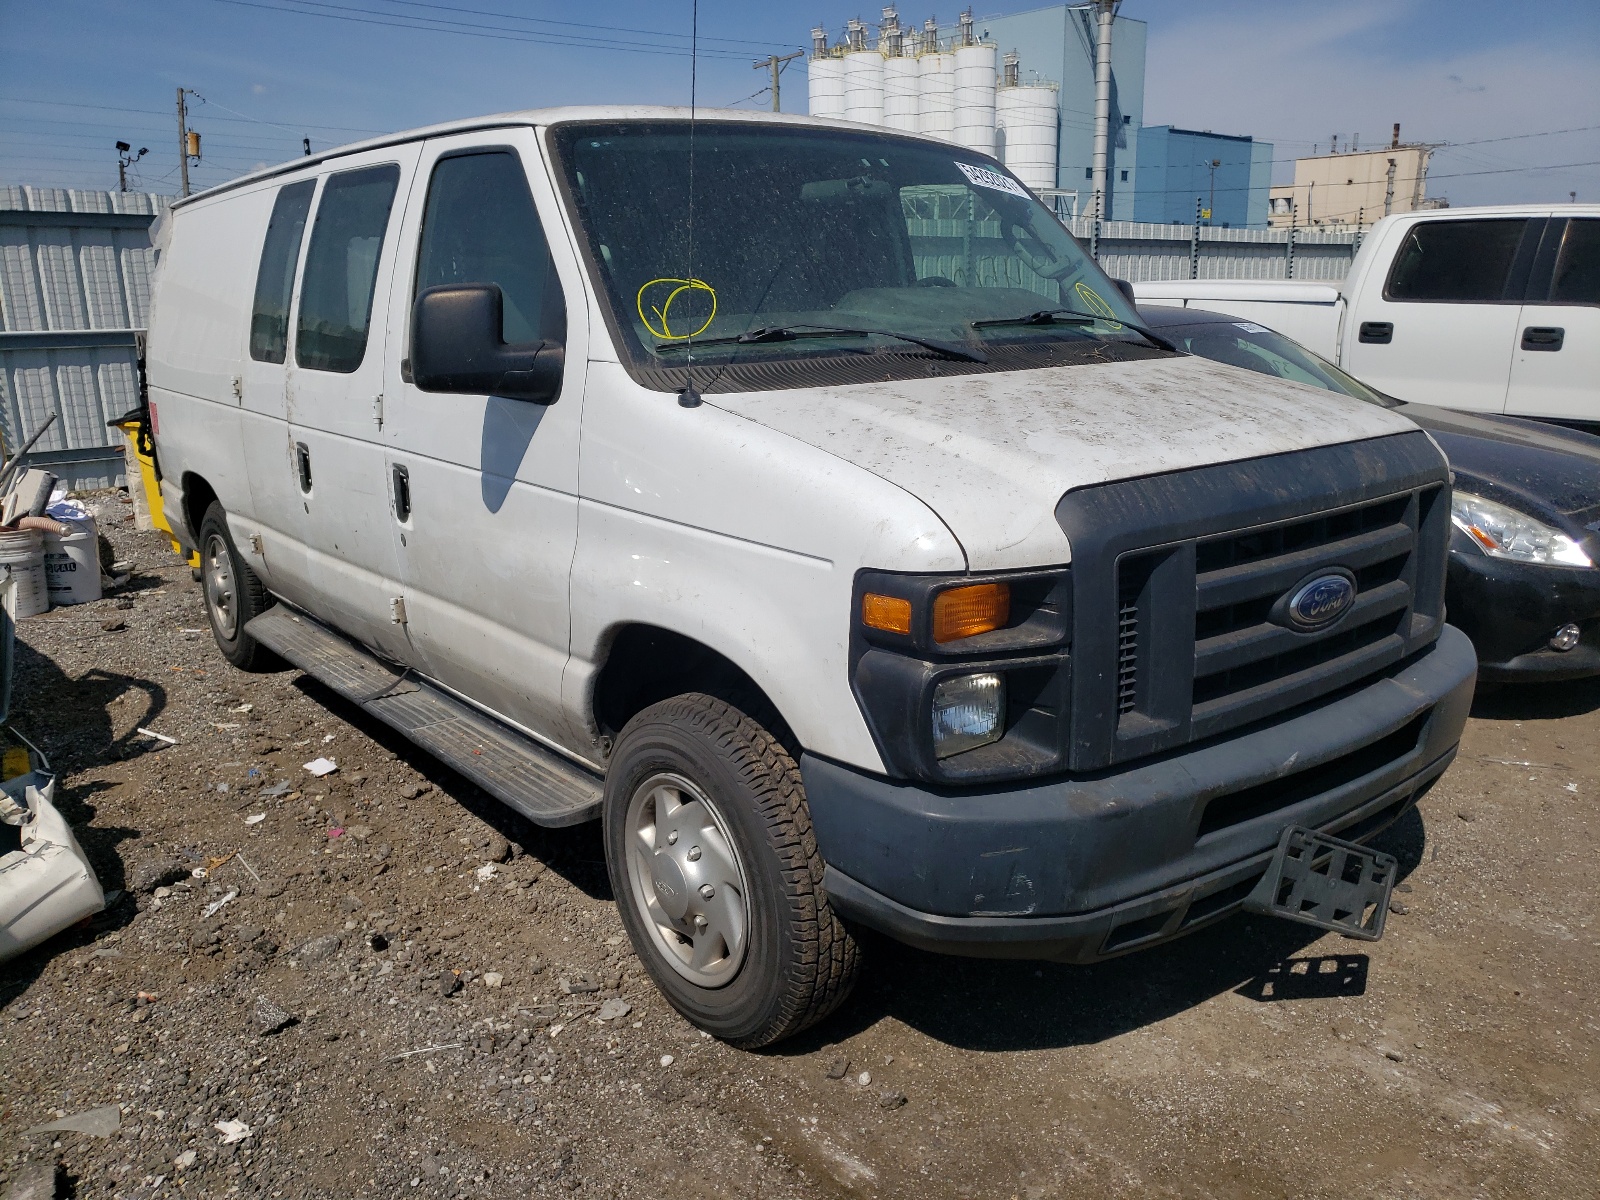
[1,495,1597,1199]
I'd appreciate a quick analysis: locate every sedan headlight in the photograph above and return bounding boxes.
[1451,492,1593,568]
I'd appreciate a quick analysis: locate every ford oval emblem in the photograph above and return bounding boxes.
[1285,573,1356,631]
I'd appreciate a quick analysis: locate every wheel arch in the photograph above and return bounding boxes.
[179,471,220,546]
[590,624,793,750]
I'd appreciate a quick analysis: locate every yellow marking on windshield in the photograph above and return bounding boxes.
[638,278,717,340]
[1073,281,1124,331]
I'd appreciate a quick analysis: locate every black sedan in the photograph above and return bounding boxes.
[1139,304,1600,683]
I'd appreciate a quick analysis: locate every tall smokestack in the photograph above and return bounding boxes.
[1392,122,1401,149]
[1090,0,1116,223]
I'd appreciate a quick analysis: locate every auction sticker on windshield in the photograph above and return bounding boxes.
[954,162,1028,198]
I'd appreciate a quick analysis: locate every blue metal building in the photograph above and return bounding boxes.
[971,4,1147,218]
[1133,127,1274,228]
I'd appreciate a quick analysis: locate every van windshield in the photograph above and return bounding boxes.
[551,121,1152,380]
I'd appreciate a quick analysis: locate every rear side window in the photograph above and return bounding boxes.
[414,150,565,345]
[296,164,401,373]
[1550,218,1600,305]
[1385,218,1527,303]
[248,180,314,364]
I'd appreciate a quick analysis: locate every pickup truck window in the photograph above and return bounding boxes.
[1385,218,1527,304]
[551,121,1145,376]
[414,150,566,345]
[1550,218,1600,305]
[296,163,401,374]
[248,179,314,365]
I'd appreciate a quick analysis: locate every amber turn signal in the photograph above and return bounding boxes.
[932,582,1011,643]
[861,592,913,635]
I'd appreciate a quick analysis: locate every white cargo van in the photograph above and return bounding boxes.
[146,108,1476,1046]
[1135,205,1600,423]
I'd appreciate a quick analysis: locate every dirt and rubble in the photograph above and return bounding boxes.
[1,495,1597,1199]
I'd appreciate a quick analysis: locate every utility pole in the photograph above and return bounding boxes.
[176,88,206,197]
[1384,157,1397,217]
[1089,0,1117,230]
[753,50,804,112]
[176,87,191,197]
[1206,158,1220,224]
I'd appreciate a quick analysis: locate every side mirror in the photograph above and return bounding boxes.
[411,283,563,403]
[1112,278,1137,304]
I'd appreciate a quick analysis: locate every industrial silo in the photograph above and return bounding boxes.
[917,17,957,142]
[807,27,847,120]
[952,42,997,156]
[842,18,884,126]
[883,55,920,131]
[996,53,1059,192]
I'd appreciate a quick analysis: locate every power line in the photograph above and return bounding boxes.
[206,0,764,59]
[0,95,386,135]
[364,0,786,50]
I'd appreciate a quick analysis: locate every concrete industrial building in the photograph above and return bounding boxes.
[1134,127,1273,228]
[1267,128,1439,228]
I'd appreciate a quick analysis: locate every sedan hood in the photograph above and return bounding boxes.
[1402,403,1600,520]
[709,354,1414,569]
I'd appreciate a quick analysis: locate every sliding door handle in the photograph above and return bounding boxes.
[392,463,411,523]
[1358,321,1393,345]
[294,442,313,494]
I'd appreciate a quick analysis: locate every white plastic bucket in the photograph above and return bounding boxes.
[41,516,101,606]
[0,529,49,617]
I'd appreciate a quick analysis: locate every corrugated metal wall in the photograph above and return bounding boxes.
[0,186,169,490]
[1066,217,1362,283]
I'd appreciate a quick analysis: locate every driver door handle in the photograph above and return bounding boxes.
[1522,326,1564,351]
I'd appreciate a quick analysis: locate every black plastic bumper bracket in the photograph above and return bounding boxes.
[1242,825,1396,941]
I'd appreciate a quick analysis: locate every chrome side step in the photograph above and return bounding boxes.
[245,606,601,827]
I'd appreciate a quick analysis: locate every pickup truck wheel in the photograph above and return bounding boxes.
[197,502,281,672]
[604,693,859,1048]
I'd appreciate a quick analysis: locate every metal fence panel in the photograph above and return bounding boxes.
[0,188,167,489]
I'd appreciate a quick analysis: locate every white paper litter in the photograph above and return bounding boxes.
[244,813,266,826]
[201,889,238,918]
[302,757,338,777]
[215,1119,253,1144]
[475,863,498,882]
[231,703,254,713]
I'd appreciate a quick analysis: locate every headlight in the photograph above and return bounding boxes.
[1451,492,1592,568]
[931,673,1005,758]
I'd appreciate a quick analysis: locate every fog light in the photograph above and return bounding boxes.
[931,673,1004,758]
[1549,623,1582,652]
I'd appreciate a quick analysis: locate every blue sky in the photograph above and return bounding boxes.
[2,0,1596,205]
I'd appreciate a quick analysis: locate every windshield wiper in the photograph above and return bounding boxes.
[970,307,1179,353]
[655,323,986,363]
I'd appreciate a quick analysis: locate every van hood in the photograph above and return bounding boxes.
[708,354,1416,570]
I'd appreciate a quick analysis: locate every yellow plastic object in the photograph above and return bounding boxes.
[110,416,199,568]
[2,745,30,781]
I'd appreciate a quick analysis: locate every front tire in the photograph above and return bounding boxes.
[197,502,281,672]
[604,693,860,1048]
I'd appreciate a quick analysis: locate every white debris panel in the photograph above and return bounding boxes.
[0,772,106,962]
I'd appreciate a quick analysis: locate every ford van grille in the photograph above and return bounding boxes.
[1054,433,1451,773]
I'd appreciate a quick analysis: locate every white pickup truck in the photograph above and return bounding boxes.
[1135,205,1600,425]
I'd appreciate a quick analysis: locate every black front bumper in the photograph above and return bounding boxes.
[804,624,1477,963]
[1446,539,1600,682]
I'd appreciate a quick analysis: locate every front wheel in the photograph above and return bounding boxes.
[604,693,860,1048]
[197,502,281,672]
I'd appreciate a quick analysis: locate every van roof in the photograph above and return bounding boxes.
[169,106,933,209]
